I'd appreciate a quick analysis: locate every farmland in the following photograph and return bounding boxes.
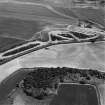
[0,2,77,24]
[0,67,104,104]
[0,1,104,56]
[71,7,105,28]
[0,2,78,55]
[0,36,25,53]
[0,68,31,104]
[50,5,79,19]
[20,41,105,72]
[51,6,105,29]
[0,17,52,40]
[51,84,99,105]
[0,1,105,105]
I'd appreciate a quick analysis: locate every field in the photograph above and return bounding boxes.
[0,36,25,53]
[0,2,78,54]
[51,6,105,29]
[0,1,104,55]
[0,67,104,104]
[0,2,77,23]
[0,15,54,53]
[71,7,105,28]
[0,1,105,105]
[20,41,105,72]
[51,84,99,105]
[0,17,52,40]
[0,68,31,103]
[51,5,79,19]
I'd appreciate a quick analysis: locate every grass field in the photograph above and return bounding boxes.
[51,5,79,19]
[0,17,51,40]
[0,1,104,64]
[51,84,99,105]
[72,7,105,28]
[0,2,77,23]
[0,2,78,54]
[0,36,25,53]
[0,69,30,103]
[51,6,105,29]
[0,2,78,53]
[20,41,105,71]
[1,3,66,18]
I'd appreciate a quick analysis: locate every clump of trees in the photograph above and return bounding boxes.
[18,67,105,100]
